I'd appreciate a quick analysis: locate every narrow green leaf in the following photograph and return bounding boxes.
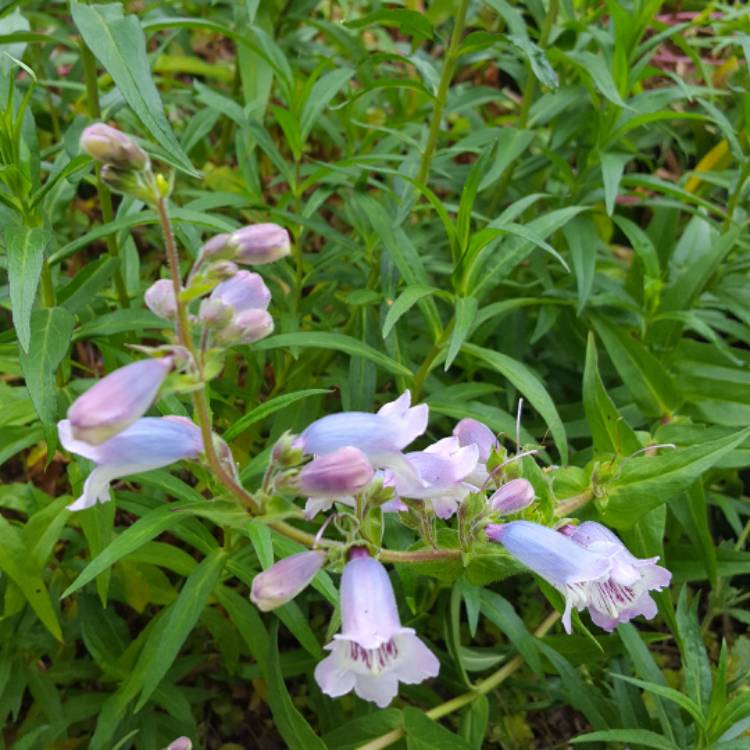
[300,68,353,140]
[254,332,412,377]
[382,285,441,338]
[462,343,568,463]
[508,35,558,88]
[562,215,597,313]
[600,153,631,217]
[5,226,50,352]
[404,707,474,750]
[71,2,195,175]
[568,51,627,107]
[136,548,226,709]
[444,297,477,370]
[572,729,678,749]
[612,674,705,726]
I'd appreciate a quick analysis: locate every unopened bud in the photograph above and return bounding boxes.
[297,446,374,497]
[229,223,291,265]
[250,550,326,611]
[198,298,232,328]
[199,232,232,260]
[80,123,149,170]
[144,279,177,320]
[272,432,305,467]
[68,358,173,445]
[489,478,535,514]
[164,739,192,750]
[215,309,273,345]
[211,270,271,312]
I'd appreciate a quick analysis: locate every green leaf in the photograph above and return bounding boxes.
[591,316,681,417]
[478,127,534,191]
[135,548,226,709]
[70,2,195,175]
[459,694,489,749]
[669,482,717,587]
[19,307,75,426]
[5,226,50,352]
[324,709,403,750]
[0,515,62,640]
[568,51,626,107]
[600,153,631,216]
[254,332,412,377]
[300,68,353,140]
[582,332,640,456]
[611,674,705,727]
[382,285,441,338]
[345,9,433,40]
[572,729,678,749]
[404,707,474,750]
[61,502,201,598]
[675,587,711,712]
[561,215,597,313]
[58,256,120,314]
[444,297,477,370]
[508,35,558,88]
[223,388,330,441]
[462,343,568,463]
[266,625,328,750]
[601,427,750,527]
[73,309,165,340]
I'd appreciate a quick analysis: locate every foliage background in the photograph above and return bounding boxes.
[1,0,750,748]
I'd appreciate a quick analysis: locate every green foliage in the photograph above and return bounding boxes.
[1,0,750,748]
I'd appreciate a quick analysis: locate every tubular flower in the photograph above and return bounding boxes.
[558,521,672,632]
[314,550,439,707]
[58,416,203,511]
[250,551,326,611]
[229,223,291,265]
[453,417,498,462]
[67,358,173,445]
[298,392,428,485]
[397,437,479,519]
[298,446,374,497]
[489,478,535,514]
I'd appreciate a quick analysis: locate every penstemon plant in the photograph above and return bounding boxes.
[65,122,672,713]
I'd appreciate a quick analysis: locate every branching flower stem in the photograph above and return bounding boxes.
[356,610,561,750]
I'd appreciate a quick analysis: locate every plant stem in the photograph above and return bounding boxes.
[356,610,561,750]
[554,489,594,517]
[155,195,259,513]
[415,0,470,188]
[80,39,130,308]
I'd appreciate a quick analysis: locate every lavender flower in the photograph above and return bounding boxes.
[58,416,203,511]
[229,223,291,265]
[315,550,439,707]
[453,417,498,462]
[397,437,479,519]
[214,308,274,345]
[298,392,428,485]
[559,521,672,632]
[298,447,374,497]
[67,358,173,445]
[489,478,535,514]
[164,739,192,750]
[486,521,670,633]
[250,551,326,611]
[209,270,271,312]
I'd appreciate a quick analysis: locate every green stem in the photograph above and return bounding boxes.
[723,160,750,232]
[80,39,130,308]
[356,610,561,750]
[415,0,470,188]
[554,489,594,517]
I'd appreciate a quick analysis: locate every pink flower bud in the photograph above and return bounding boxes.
[298,446,374,497]
[489,478,535,513]
[250,550,326,611]
[165,738,192,750]
[80,123,149,170]
[144,279,177,320]
[210,270,271,312]
[215,309,274,345]
[68,358,173,445]
[229,223,291,265]
[199,233,232,260]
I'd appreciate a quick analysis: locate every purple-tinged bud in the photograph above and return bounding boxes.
[144,279,177,320]
[164,739,192,750]
[100,163,155,202]
[298,446,374,497]
[68,358,173,445]
[489,478,535,514]
[250,550,326,611]
[272,432,305,467]
[453,418,498,462]
[215,309,274,345]
[206,260,239,281]
[199,233,232,260]
[80,122,149,169]
[198,298,232,328]
[211,270,271,312]
[229,223,291,265]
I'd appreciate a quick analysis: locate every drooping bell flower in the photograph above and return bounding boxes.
[314,549,440,707]
[144,279,177,320]
[453,418,498,462]
[58,416,203,511]
[298,446,374,497]
[67,358,173,445]
[297,392,428,485]
[229,223,291,265]
[396,437,479,519]
[250,550,326,611]
[489,478,535,514]
[558,521,672,632]
[80,122,149,170]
